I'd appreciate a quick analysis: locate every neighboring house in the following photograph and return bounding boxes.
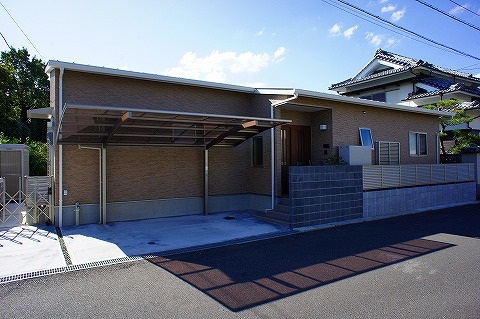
[28,60,449,226]
[329,49,480,135]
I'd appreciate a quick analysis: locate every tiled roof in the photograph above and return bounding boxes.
[458,100,480,110]
[329,49,479,90]
[403,77,480,100]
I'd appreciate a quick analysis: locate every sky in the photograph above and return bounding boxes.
[1,0,479,92]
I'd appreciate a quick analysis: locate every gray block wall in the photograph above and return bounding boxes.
[363,182,477,219]
[289,166,363,227]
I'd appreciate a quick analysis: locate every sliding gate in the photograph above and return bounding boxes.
[1,176,53,226]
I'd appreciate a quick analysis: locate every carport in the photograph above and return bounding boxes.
[54,103,290,226]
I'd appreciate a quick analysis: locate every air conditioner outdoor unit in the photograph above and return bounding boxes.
[338,145,372,165]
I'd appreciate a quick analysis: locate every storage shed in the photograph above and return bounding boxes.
[0,144,30,197]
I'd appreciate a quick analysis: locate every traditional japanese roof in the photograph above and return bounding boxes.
[329,49,480,91]
[403,77,480,101]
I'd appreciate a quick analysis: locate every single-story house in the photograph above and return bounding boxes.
[31,61,453,226]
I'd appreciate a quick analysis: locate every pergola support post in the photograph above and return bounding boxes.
[204,149,208,215]
[101,147,107,224]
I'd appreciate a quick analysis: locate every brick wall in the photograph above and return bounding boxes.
[55,70,274,206]
[281,97,439,166]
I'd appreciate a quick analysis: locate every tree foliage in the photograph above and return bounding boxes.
[0,47,49,142]
[422,100,479,154]
[0,48,49,175]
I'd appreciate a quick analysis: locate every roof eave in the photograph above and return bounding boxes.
[45,60,257,94]
[295,89,452,117]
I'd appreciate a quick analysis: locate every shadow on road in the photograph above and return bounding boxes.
[146,203,479,311]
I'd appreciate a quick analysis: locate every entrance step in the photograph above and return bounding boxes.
[255,207,290,227]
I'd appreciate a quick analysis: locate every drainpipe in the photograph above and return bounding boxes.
[269,92,298,209]
[58,67,64,227]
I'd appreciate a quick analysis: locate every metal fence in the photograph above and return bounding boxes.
[1,176,53,226]
[363,163,476,191]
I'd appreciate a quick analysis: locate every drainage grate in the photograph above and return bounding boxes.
[0,255,144,284]
[55,226,72,265]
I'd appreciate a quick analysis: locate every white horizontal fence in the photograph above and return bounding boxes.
[363,163,476,191]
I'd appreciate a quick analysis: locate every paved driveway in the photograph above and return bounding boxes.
[0,203,479,318]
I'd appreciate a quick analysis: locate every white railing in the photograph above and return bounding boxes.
[363,163,476,190]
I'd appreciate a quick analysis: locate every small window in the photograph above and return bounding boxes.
[359,128,374,149]
[360,92,386,102]
[409,132,427,156]
[252,136,263,166]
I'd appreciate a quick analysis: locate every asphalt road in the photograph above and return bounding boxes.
[1,203,479,318]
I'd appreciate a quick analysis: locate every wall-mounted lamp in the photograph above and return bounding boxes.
[319,124,328,131]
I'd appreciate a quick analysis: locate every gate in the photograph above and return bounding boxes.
[1,176,53,227]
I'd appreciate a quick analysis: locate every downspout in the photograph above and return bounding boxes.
[58,67,64,227]
[269,92,298,209]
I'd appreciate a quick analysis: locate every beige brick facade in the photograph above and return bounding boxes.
[47,63,444,220]
[54,70,273,206]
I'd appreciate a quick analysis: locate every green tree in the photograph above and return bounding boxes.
[422,100,475,154]
[1,48,49,175]
[0,47,49,142]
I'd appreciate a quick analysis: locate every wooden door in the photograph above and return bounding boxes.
[281,125,311,194]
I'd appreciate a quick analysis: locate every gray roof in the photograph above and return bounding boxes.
[329,49,480,90]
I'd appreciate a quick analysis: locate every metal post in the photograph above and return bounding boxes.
[204,149,208,215]
[101,147,107,224]
[1,177,5,223]
[48,176,53,224]
[59,144,63,227]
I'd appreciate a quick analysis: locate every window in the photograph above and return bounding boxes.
[252,136,263,166]
[360,92,386,102]
[409,132,427,156]
[359,128,374,149]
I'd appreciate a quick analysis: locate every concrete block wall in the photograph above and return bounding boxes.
[289,166,363,227]
[363,182,477,219]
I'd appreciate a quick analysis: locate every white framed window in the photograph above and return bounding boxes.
[409,132,427,156]
[359,128,374,149]
[252,136,263,166]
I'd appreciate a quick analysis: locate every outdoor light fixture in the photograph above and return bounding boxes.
[319,124,327,131]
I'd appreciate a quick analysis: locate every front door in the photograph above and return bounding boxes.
[281,125,311,195]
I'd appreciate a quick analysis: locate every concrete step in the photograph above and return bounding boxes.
[273,204,289,214]
[256,213,290,227]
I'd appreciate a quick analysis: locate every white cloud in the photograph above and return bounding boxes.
[163,48,286,83]
[449,4,468,15]
[256,28,265,36]
[328,23,342,36]
[365,32,383,46]
[475,73,480,79]
[272,47,286,63]
[381,4,396,13]
[379,0,389,3]
[391,8,406,21]
[343,25,358,39]
[385,37,400,48]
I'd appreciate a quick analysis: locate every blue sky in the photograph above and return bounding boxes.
[1,0,479,92]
